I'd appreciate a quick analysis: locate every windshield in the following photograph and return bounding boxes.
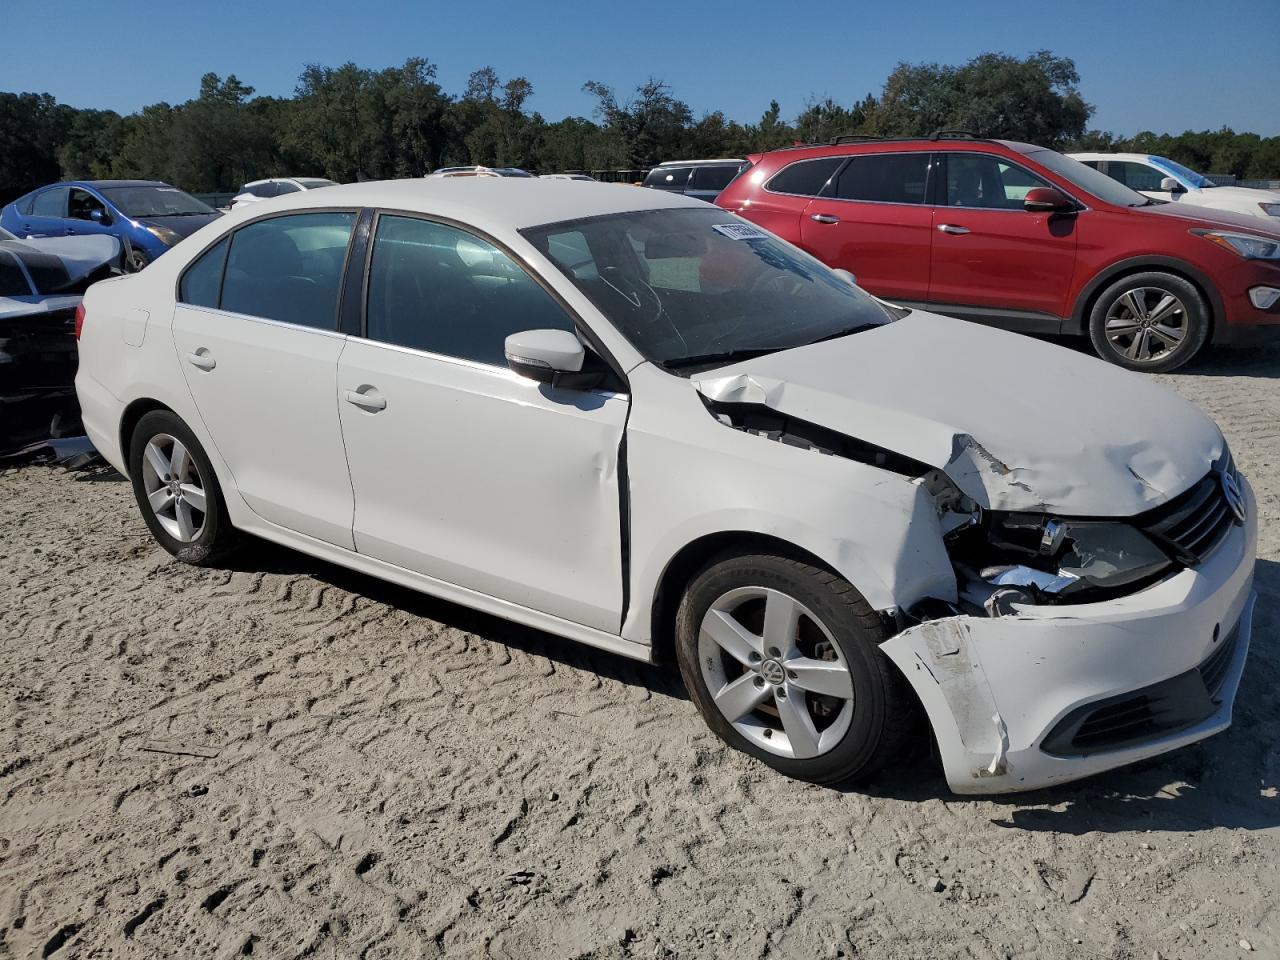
[1150,156,1215,189]
[101,185,214,217]
[1026,149,1151,207]
[523,207,895,371]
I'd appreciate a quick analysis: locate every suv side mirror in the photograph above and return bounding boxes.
[1159,176,1184,193]
[506,328,601,389]
[1024,186,1074,214]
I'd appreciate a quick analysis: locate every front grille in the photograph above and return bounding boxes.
[1042,618,1242,757]
[1139,465,1239,565]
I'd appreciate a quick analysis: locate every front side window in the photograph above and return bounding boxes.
[179,237,230,308]
[832,153,931,204]
[68,188,107,221]
[365,215,574,366]
[945,154,1050,209]
[524,207,895,370]
[220,213,355,328]
[275,181,301,195]
[32,186,69,218]
[1107,161,1167,192]
[765,157,844,197]
[690,164,743,193]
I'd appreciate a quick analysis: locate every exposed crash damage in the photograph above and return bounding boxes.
[1,231,123,454]
[693,313,1257,792]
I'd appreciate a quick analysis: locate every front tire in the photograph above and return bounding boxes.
[128,410,239,565]
[1087,271,1209,372]
[675,554,917,785]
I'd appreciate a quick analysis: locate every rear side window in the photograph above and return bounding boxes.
[179,237,229,308]
[32,187,69,218]
[833,154,931,204]
[1107,161,1166,192]
[220,213,355,329]
[765,157,844,197]
[645,167,692,190]
[690,164,742,193]
[365,215,574,366]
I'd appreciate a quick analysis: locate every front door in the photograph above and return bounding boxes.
[337,213,628,631]
[171,211,358,547]
[800,151,935,303]
[928,152,1079,324]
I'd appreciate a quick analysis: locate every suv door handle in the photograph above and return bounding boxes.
[187,351,216,371]
[810,214,840,224]
[937,224,971,235]
[345,389,386,412]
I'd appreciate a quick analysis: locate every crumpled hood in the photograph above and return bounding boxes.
[693,311,1224,516]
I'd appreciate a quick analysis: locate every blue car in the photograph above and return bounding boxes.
[0,180,221,271]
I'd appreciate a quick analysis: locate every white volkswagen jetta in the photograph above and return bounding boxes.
[74,179,1256,794]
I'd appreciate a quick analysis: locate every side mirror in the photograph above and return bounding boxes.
[505,329,593,388]
[1159,176,1184,193]
[1023,186,1074,214]
[90,208,111,225]
[832,267,858,287]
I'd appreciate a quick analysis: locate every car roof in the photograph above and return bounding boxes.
[226,177,710,231]
[755,138,1041,164]
[79,180,170,189]
[656,159,745,166]
[1066,153,1155,162]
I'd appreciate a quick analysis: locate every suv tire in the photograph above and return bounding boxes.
[1088,271,1210,372]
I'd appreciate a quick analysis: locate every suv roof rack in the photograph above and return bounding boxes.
[763,130,999,155]
[827,134,882,145]
[930,129,980,140]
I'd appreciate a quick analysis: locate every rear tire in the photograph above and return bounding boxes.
[1087,271,1209,372]
[128,410,239,565]
[675,553,918,785]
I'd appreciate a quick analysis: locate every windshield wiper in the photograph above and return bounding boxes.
[662,346,791,370]
[803,321,884,346]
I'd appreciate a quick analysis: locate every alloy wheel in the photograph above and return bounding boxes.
[698,586,854,759]
[1104,287,1187,364]
[140,433,207,542]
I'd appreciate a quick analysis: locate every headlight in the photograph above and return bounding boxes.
[953,512,1174,613]
[1196,229,1280,260]
[143,224,182,246]
[1260,203,1280,217]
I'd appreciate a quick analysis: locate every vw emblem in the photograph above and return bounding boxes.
[760,659,786,685]
[1220,469,1247,524]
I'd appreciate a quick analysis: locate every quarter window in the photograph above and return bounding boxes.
[365,215,574,366]
[219,212,354,329]
[945,154,1051,209]
[765,157,844,197]
[832,154,931,204]
[179,237,230,308]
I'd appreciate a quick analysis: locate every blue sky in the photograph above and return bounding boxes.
[4,0,1279,136]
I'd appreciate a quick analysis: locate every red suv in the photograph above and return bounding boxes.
[716,134,1280,371]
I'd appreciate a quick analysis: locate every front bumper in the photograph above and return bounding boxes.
[883,477,1257,794]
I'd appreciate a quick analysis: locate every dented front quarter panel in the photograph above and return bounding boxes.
[884,478,1258,794]
[620,364,958,644]
[694,311,1225,515]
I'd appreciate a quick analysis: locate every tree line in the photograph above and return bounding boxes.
[2,50,1278,205]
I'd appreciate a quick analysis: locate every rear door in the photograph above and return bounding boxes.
[728,156,843,241]
[1105,159,1177,203]
[927,152,1079,326]
[800,151,934,303]
[337,213,628,631]
[25,186,71,238]
[171,210,359,547]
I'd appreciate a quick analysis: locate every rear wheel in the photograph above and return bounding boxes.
[128,410,239,565]
[1087,271,1209,372]
[675,553,918,785]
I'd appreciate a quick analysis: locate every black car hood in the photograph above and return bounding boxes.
[136,212,222,238]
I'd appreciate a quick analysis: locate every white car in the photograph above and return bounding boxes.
[540,173,596,181]
[230,178,338,210]
[1070,153,1280,220]
[74,179,1256,794]
[427,166,534,178]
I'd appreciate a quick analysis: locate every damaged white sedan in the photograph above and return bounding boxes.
[75,179,1256,794]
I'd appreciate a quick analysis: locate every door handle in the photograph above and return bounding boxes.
[810,214,840,224]
[937,224,971,235]
[344,389,386,412]
[187,351,216,371]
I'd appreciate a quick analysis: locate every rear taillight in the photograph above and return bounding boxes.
[74,302,86,340]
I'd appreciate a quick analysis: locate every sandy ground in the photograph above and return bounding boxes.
[2,344,1279,960]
